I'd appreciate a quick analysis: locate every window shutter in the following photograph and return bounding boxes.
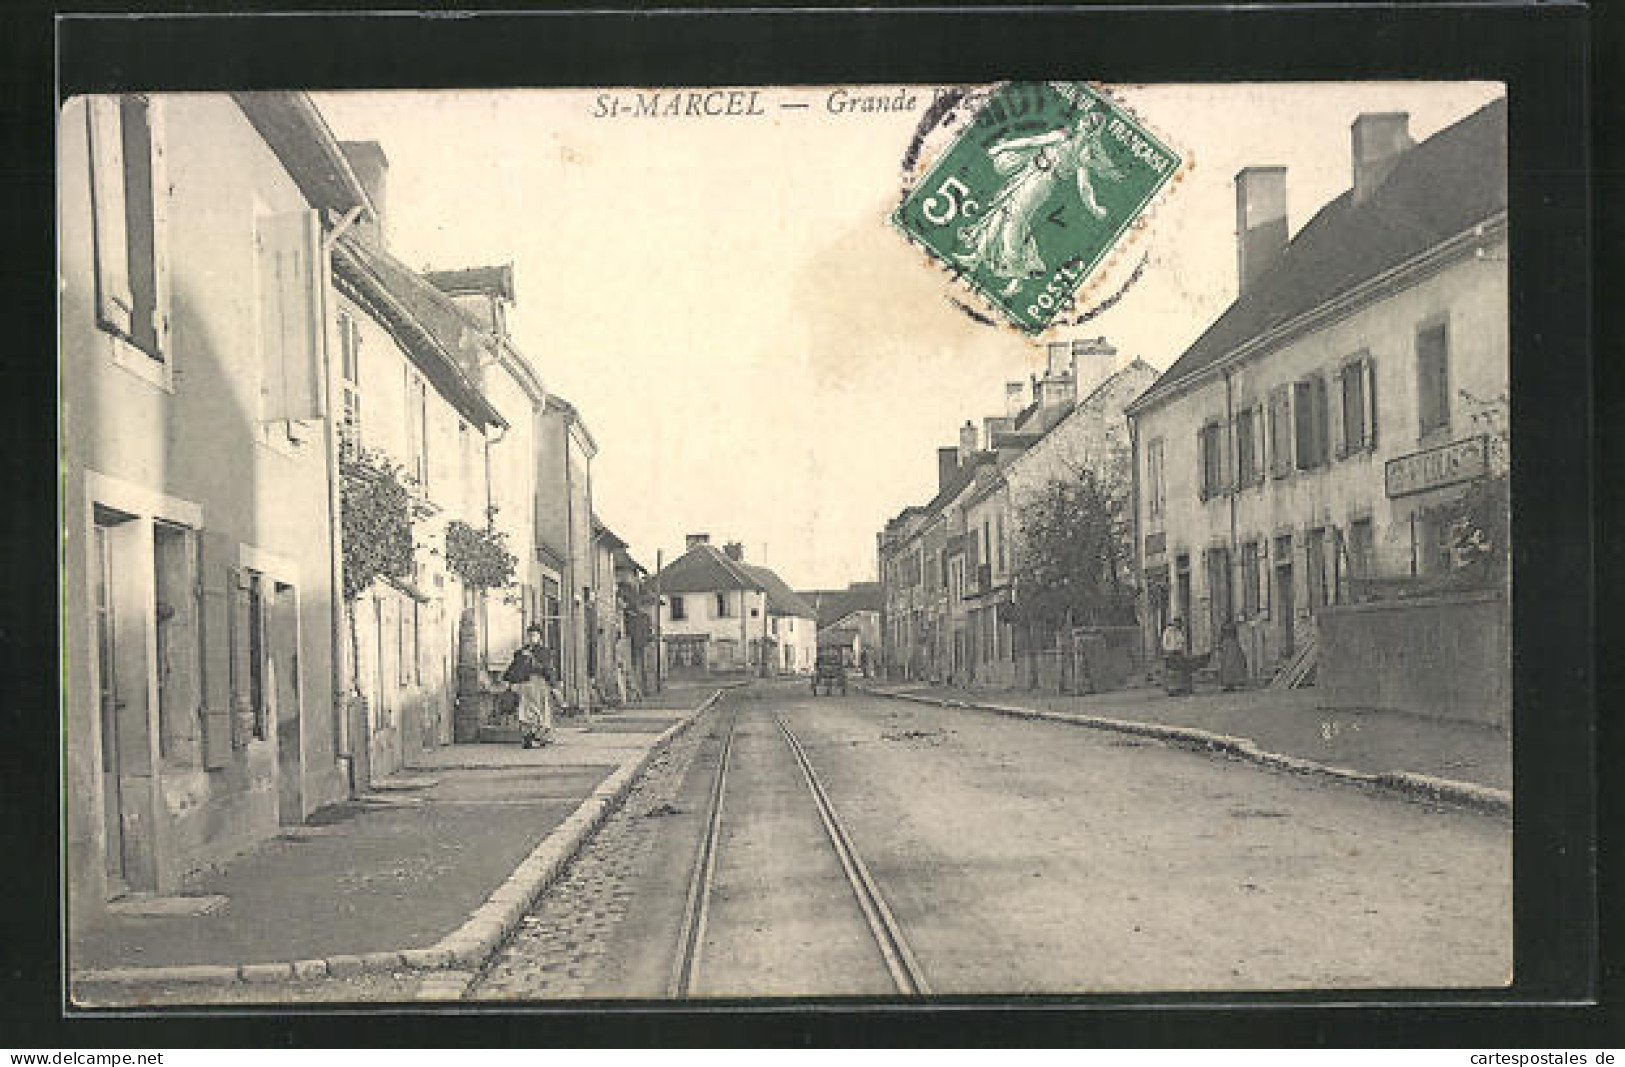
[231,568,255,747]
[199,563,234,768]
[1323,376,1334,464]
[1364,356,1379,450]
[1259,553,1271,620]
[1253,404,1266,484]
[86,97,135,336]
[1196,427,1208,500]
[1220,419,1234,493]
[256,210,328,421]
[1331,369,1347,461]
[1270,390,1292,478]
[145,97,173,356]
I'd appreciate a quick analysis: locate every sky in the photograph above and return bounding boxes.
[311,81,1503,590]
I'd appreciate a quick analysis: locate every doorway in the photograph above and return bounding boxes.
[268,581,304,825]
[91,507,156,895]
[1274,534,1296,657]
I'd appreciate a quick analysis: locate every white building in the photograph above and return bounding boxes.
[650,535,814,674]
[1126,99,1508,697]
[327,144,509,781]
[60,91,363,914]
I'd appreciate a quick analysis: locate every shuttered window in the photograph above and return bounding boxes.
[1294,377,1330,470]
[256,210,328,421]
[1418,323,1451,437]
[87,95,171,362]
[1268,387,1293,477]
[1235,406,1263,486]
[1198,421,1227,499]
[198,563,237,768]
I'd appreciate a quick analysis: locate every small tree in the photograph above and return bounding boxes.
[1444,390,1510,586]
[340,448,419,602]
[444,516,518,596]
[1008,461,1137,637]
[338,448,424,718]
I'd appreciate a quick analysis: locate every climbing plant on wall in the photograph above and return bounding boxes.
[445,517,518,594]
[339,448,420,602]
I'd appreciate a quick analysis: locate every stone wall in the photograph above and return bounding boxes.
[1316,589,1509,727]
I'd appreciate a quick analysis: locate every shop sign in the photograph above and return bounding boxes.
[1384,436,1489,498]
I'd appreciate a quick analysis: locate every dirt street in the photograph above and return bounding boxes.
[476,682,1511,997]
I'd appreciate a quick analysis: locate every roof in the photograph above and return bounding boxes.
[592,516,628,551]
[425,264,516,302]
[233,93,374,219]
[1131,97,1506,412]
[653,543,763,595]
[333,235,507,430]
[818,627,861,647]
[544,393,599,455]
[800,583,883,629]
[737,562,818,619]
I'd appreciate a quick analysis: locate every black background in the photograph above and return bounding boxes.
[3,0,1610,1048]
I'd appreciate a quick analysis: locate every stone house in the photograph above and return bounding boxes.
[1125,98,1508,705]
[535,394,597,709]
[650,535,811,675]
[60,92,364,916]
[326,145,510,782]
[879,338,1155,691]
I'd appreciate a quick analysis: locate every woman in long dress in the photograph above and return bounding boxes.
[954,105,1124,295]
[506,624,557,748]
[1217,619,1250,692]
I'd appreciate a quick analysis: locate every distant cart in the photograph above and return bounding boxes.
[811,647,849,696]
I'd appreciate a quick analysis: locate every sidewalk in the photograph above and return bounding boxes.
[68,686,725,989]
[870,681,1509,802]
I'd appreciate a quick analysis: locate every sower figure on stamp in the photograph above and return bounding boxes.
[504,623,559,748]
[954,102,1124,296]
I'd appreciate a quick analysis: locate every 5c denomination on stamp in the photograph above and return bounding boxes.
[892,81,1183,334]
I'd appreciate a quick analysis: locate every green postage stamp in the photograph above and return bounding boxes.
[892,81,1183,334]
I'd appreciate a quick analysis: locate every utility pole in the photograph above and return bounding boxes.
[761,585,771,678]
[653,548,663,694]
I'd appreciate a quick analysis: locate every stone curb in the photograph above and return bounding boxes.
[72,686,734,990]
[867,687,1511,816]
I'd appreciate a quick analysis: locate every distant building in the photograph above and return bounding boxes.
[879,339,1156,691]
[803,583,883,671]
[650,535,815,675]
[1125,99,1508,705]
[535,394,598,708]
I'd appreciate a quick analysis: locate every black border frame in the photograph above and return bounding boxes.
[2,0,1605,1047]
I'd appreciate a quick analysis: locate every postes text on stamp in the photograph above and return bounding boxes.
[892,81,1182,335]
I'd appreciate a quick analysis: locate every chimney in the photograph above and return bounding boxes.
[339,141,389,249]
[983,415,1014,447]
[723,542,744,562]
[1234,166,1288,294]
[1004,381,1026,417]
[1038,344,1077,422]
[1045,341,1073,379]
[1351,112,1413,206]
[958,420,978,462]
[938,447,959,492]
[1072,336,1117,396]
[686,533,710,551]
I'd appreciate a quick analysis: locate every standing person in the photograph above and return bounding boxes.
[504,624,558,749]
[1217,617,1249,692]
[1161,616,1191,696]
